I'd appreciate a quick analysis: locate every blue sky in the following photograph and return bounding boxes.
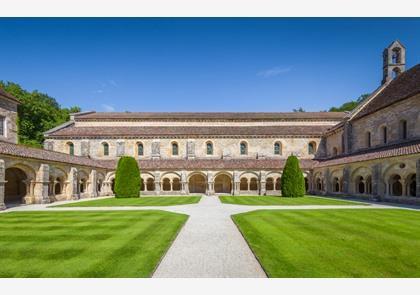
[1,18,420,112]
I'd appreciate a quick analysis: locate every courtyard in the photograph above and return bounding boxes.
[3,194,417,278]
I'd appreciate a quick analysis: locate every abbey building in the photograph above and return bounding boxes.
[0,40,419,209]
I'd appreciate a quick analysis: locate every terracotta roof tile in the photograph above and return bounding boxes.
[353,64,420,120]
[0,141,107,169]
[46,125,331,138]
[315,139,420,168]
[75,112,346,121]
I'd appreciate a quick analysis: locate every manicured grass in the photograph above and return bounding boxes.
[219,195,366,206]
[52,196,201,207]
[0,210,187,277]
[233,209,420,277]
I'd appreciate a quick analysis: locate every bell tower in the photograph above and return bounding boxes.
[382,40,406,84]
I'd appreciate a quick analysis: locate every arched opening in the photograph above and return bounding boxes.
[392,68,401,79]
[172,142,179,156]
[97,179,103,193]
[407,174,416,197]
[274,142,282,155]
[308,141,316,155]
[111,178,115,194]
[366,132,371,148]
[332,147,338,157]
[54,177,63,195]
[390,175,402,196]
[214,174,232,194]
[206,142,213,155]
[381,126,388,144]
[366,176,372,194]
[5,167,28,205]
[333,177,340,192]
[356,176,365,194]
[266,177,274,191]
[392,48,401,63]
[80,178,87,193]
[162,178,171,191]
[240,142,248,155]
[316,178,323,191]
[304,177,308,192]
[146,178,155,191]
[240,178,248,191]
[67,142,74,155]
[102,142,109,156]
[275,178,281,190]
[172,178,181,191]
[137,142,144,156]
[400,120,408,140]
[140,178,144,191]
[188,174,206,194]
[250,178,258,191]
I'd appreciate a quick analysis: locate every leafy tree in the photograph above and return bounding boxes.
[280,155,305,198]
[0,81,80,147]
[293,107,306,112]
[114,156,141,198]
[329,93,370,112]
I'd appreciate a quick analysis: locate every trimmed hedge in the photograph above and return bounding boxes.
[280,155,305,198]
[114,156,141,198]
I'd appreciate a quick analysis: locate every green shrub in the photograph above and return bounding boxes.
[280,155,305,198]
[114,156,141,198]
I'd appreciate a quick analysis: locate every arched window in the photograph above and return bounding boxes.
[266,177,274,191]
[206,142,213,155]
[308,141,316,155]
[392,48,401,64]
[240,142,247,155]
[275,178,281,190]
[274,142,282,155]
[162,178,171,191]
[366,132,371,148]
[137,142,144,156]
[172,142,179,156]
[390,175,402,196]
[67,142,74,155]
[357,176,365,194]
[408,174,416,197]
[172,178,181,191]
[382,126,388,144]
[332,147,338,156]
[400,120,407,140]
[240,178,248,191]
[250,178,258,191]
[102,142,109,156]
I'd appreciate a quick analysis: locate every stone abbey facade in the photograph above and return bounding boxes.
[0,40,419,209]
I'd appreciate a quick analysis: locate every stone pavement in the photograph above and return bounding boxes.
[0,196,401,278]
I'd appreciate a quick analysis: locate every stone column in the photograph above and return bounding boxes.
[371,163,382,198]
[207,172,214,195]
[416,159,420,198]
[0,159,6,210]
[260,171,266,196]
[181,171,188,195]
[233,171,240,196]
[33,164,50,204]
[342,165,351,194]
[154,172,161,195]
[67,167,79,200]
[88,169,98,198]
[324,168,331,194]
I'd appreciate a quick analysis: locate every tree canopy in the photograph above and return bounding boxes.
[329,93,370,112]
[0,81,80,148]
[114,156,141,198]
[280,155,305,198]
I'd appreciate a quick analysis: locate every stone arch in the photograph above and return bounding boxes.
[78,170,89,194]
[250,177,258,191]
[266,177,274,191]
[214,172,232,194]
[172,178,181,191]
[275,177,281,190]
[146,178,155,191]
[188,173,206,194]
[407,173,416,197]
[240,178,248,191]
[4,167,30,205]
[162,178,171,191]
[97,172,105,193]
[389,174,403,196]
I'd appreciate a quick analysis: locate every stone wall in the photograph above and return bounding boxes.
[0,97,18,144]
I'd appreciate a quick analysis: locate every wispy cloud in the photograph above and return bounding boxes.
[92,89,104,94]
[101,104,115,112]
[108,80,118,87]
[92,80,118,94]
[257,66,292,78]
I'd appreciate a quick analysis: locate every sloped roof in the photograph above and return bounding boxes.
[75,112,346,121]
[45,125,331,138]
[352,64,420,120]
[315,139,420,168]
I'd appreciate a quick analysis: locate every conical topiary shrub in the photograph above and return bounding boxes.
[280,155,305,198]
[114,156,141,198]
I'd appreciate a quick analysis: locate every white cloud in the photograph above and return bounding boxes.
[101,104,115,112]
[257,66,292,78]
[92,89,104,94]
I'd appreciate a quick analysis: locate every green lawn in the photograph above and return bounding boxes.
[0,210,187,277]
[233,209,420,277]
[219,195,365,206]
[52,196,201,207]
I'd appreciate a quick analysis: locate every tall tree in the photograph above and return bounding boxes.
[329,93,370,112]
[281,155,305,198]
[0,81,81,147]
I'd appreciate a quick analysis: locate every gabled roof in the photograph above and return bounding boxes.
[0,88,20,104]
[351,64,420,121]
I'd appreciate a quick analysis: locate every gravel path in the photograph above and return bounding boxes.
[1,196,405,278]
